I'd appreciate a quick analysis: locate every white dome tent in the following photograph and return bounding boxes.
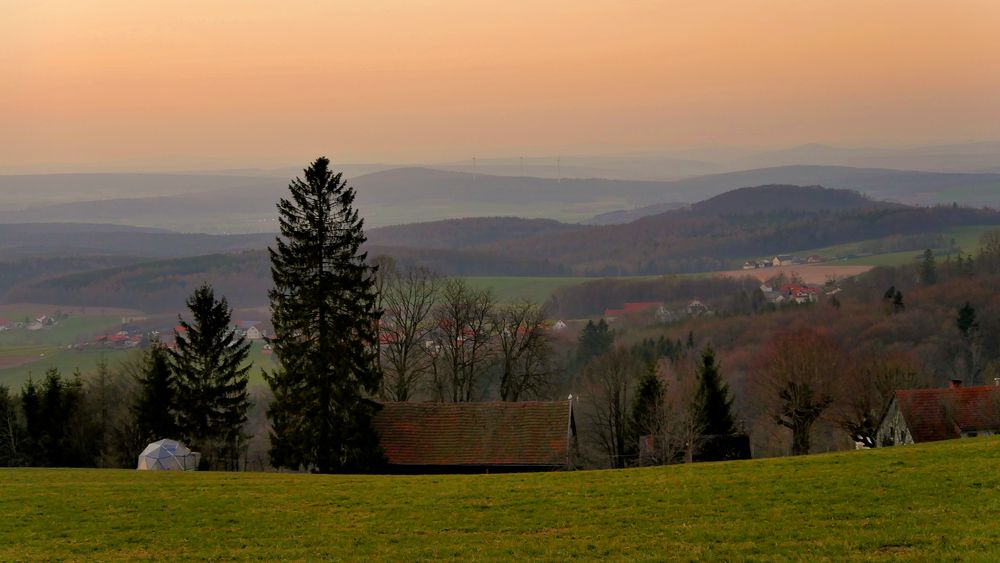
[137,439,201,471]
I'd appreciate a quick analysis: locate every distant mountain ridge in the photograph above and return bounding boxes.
[2,164,1000,231]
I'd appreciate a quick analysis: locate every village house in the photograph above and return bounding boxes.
[371,400,578,473]
[779,284,819,304]
[772,254,798,267]
[234,321,265,340]
[876,381,1000,446]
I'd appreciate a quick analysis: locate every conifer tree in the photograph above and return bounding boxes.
[134,342,178,443]
[957,301,978,338]
[576,319,613,365]
[919,249,937,285]
[265,157,383,473]
[169,284,251,470]
[692,345,736,436]
[630,362,666,444]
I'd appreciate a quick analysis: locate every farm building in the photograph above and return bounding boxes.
[876,381,1000,446]
[372,400,578,473]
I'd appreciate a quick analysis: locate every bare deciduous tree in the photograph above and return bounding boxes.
[493,300,556,401]
[0,386,21,466]
[429,278,496,402]
[757,328,845,456]
[585,347,642,468]
[376,260,439,401]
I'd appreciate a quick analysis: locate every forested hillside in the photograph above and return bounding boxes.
[0,223,274,259]
[487,202,1000,275]
[2,246,568,311]
[367,217,581,250]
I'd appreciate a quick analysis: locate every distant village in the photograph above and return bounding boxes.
[0,312,272,354]
[741,252,875,270]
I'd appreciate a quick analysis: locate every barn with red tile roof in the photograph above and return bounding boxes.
[372,400,578,473]
[876,381,1000,446]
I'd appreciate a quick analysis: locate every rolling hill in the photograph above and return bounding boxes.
[587,166,1000,223]
[367,217,581,250]
[0,168,687,231]
[3,165,1000,232]
[0,223,274,260]
[6,185,1000,308]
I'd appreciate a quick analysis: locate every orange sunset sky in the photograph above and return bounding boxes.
[3,0,999,171]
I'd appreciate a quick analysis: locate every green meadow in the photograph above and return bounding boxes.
[2,438,999,560]
[795,225,999,267]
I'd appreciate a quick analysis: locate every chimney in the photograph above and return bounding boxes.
[949,379,963,389]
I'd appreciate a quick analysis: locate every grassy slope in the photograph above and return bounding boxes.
[786,225,998,267]
[2,438,999,560]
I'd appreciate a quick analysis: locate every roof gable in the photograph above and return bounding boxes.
[373,401,574,467]
[896,386,1000,442]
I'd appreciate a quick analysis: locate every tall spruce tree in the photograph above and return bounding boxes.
[134,343,178,443]
[577,319,614,365]
[169,284,251,470]
[265,157,383,473]
[630,361,666,455]
[692,345,736,436]
[919,249,937,285]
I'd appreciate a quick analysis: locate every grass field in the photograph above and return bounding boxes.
[2,438,999,560]
[0,314,135,388]
[793,225,999,268]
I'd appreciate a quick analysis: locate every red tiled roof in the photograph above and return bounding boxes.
[623,302,663,313]
[896,386,1000,442]
[604,308,626,318]
[779,284,818,295]
[373,401,574,467]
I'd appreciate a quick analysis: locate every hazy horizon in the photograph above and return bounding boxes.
[5,1,1000,173]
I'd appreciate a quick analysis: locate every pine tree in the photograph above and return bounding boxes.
[630,362,666,463]
[957,301,978,338]
[919,248,937,285]
[265,157,383,473]
[134,342,178,443]
[169,284,251,470]
[692,345,736,436]
[892,289,905,314]
[576,319,613,365]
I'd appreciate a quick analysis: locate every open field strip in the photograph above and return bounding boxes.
[2,438,999,560]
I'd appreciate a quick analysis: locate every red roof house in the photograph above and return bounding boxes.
[372,400,578,473]
[876,381,1000,446]
[604,301,664,320]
